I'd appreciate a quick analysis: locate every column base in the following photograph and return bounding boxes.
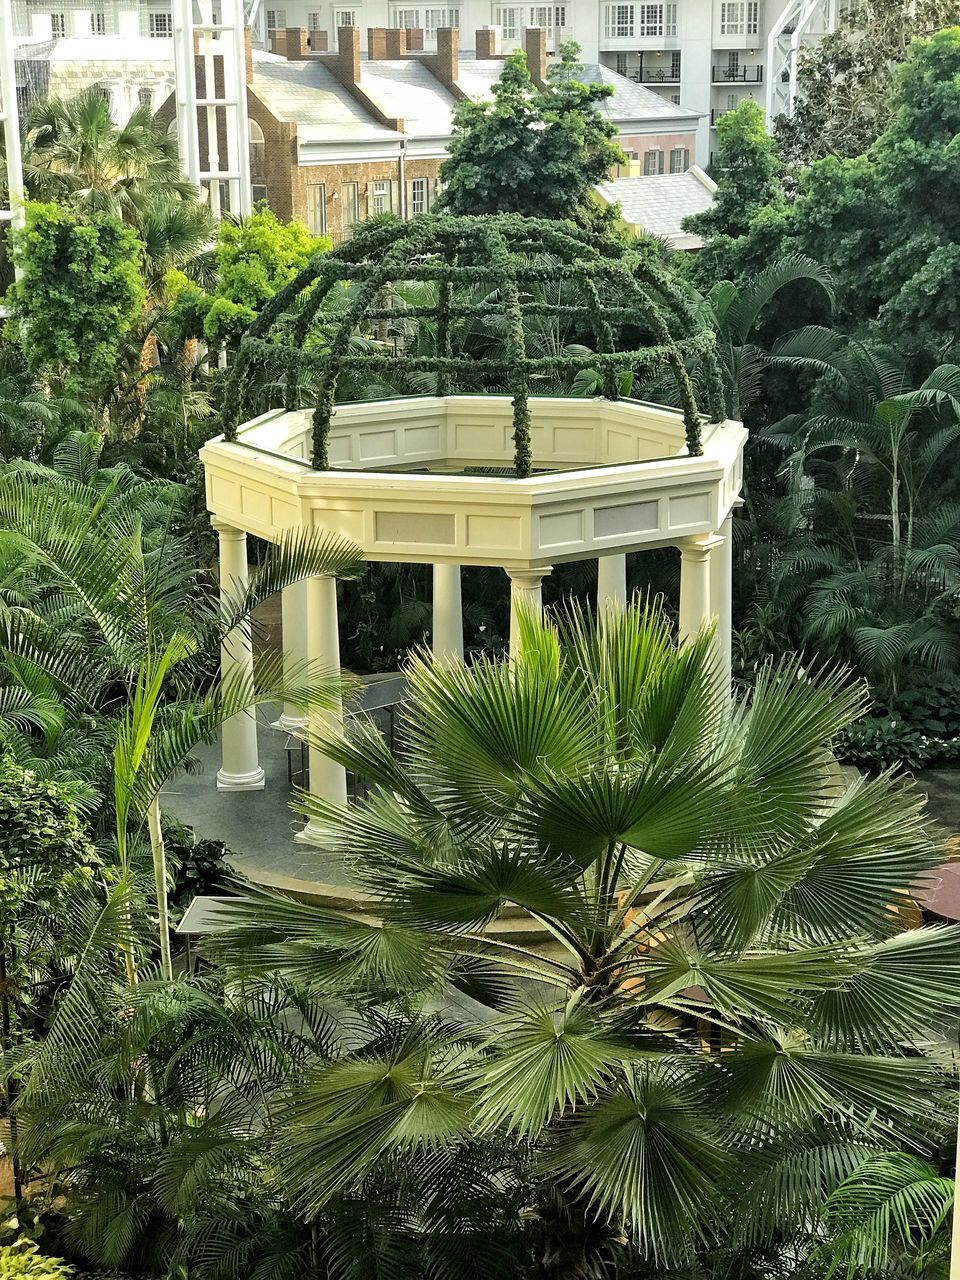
[294,821,326,845]
[272,712,309,733]
[216,766,266,791]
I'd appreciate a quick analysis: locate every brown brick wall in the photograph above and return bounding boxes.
[292,157,443,241]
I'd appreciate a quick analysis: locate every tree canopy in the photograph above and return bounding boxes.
[437,46,624,221]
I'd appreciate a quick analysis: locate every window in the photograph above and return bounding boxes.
[50,12,66,36]
[149,11,173,36]
[335,9,359,25]
[604,3,634,37]
[307,183,326,235]
[669,146,689,172]
[670,49,681,77]
[138,86,153,109]
[410,176,430,215]
[494,5,523,38]
[391,8,421,26]
[91,11,106,33]
[252,184,268,204]
[371,180,392,215]
[527,5,565,38]
[643,148,664,174]
[265,8,287,30]
[727,51,740,74]
[425,7,459,36]
[636,3,676,36]
[341,182,360,235]
[249,119,265,177]
[670,92,681,103]
[726,92,737,108]
[719,0,759,34]
[307,10,322,27]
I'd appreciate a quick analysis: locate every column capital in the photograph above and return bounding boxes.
[507,566,553,587]
[211,515,244,538]
[678,533,723,562]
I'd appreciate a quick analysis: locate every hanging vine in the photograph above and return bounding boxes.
[221,213,726,472]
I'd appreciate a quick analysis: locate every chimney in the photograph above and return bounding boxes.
[269,29,287,55]
[434,26,458,84]
[285,26,308,58]
[384,27,407,56]
[476,26,500,58]
[524,26,547,86]
[406,26,424,49]
[244,26,253,82]
[367,26,387,58]
[336,26,361,84]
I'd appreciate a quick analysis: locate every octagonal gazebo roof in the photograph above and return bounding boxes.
[221,213,727,477]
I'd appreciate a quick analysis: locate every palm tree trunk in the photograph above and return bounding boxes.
[0,942,23,1206]
[147,795,174,982]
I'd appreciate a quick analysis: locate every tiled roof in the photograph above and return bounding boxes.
[359,58,457,137]
[578,63,702,123]
[594,169,717,241]
[251,51,400,142]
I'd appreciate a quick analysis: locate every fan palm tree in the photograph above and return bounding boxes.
[760,333,960,698]
[0,457,363,979]
[212,601,959,1278]
[19,88,195,222]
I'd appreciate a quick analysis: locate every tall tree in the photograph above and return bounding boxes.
[437,48,624,221]
[775,0,960,169]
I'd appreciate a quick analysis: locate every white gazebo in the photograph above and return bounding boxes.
[200,214,746,842]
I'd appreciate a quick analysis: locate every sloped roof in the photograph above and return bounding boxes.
[580,63,701,123]
[594,168,717,246]
[358,58,457,137]
[455,54,702,126]
[251,50,399,143]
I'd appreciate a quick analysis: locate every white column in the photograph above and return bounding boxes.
[298,574,348,842]
[214,518,265,790]
[275,579,309,731]
[677,534,718,646]
[710,515,734,690]
[508,567,551,659]
[597,553,628,612]
[432,562,463,660]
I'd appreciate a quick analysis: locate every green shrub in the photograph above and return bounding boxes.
[0,1239,72,1277]
[835,717,960,774]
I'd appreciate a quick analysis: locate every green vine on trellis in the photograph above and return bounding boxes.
[222,213,727,475]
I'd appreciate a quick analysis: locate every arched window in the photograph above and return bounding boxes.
[249,118,266,182]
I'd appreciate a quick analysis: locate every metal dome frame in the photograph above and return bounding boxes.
[221,213,727,477]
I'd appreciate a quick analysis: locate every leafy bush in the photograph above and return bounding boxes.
[836,676,960,772]
[835,717,960,774]
[163,816,233,909]
[0,1239,72,1277]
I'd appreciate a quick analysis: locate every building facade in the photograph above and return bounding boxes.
[155,23,701,240]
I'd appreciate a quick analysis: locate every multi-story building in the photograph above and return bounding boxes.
[246,0,842,161]
[12,0,841,161]
[154,24,702,240]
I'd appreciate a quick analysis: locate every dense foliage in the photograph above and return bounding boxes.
[775,0,960,169]
[438,46,624,222]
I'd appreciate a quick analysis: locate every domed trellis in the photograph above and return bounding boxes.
[221,213,727,478]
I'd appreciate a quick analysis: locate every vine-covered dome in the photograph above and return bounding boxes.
[222,214,725,477]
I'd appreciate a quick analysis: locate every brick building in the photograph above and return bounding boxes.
[159,23,701,242]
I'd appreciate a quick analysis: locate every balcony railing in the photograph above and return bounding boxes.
[635,64,681,82]
[711,64,763,82]
[710,108,729,123]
